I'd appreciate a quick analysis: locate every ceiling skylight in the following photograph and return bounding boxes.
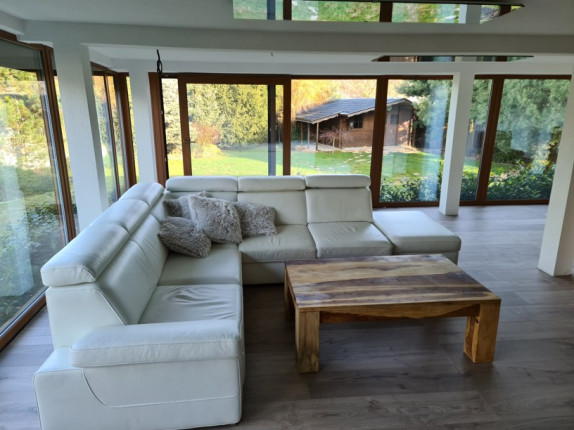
[233,1,523,23]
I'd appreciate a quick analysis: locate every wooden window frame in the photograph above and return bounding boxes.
[149,72,571,208]
[152,73,290,179]
[91,64,137,196]
[0,34,76,351]
[468,74,573,206]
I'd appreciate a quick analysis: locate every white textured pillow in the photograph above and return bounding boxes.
[187,196,242,244]
[158,217,211,257]
[234,201,277,238]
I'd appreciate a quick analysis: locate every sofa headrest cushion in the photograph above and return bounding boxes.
[305,174,371,189]
[120,182,165,207]
[90,199,150,233]
[238,176,306,192]
[41,224,129,287]
[166,176,238,192]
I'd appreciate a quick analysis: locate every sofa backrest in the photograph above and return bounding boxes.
[165,176,238,201]
[41,182,167,348]
[305,174,373,223]
[237,176,307,225]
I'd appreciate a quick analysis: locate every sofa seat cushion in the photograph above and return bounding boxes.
[308,221,393,259]
[140,284,242,324]
[239,224,316,263]
[373,211,461,254]
[158,244,242,286]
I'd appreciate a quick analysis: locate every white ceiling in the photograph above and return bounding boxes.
[1,0,573,71]
[0,0,572,34]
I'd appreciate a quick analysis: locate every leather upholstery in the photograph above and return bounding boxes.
[239,224,317,263]
[35,182,245,430]
[158,244,242,285]
[238,175,305,191]
[238,191,307,225]
[306,188,373,223]
[34,349,242,430]
[40,224,129,287]
[140,284,243,325]
[308,221,393,258]
[71,319,242,367]
[373,210,461,262]
[305,173,371,188]
[166,175,238,192]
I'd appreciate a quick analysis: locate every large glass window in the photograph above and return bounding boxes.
[163,78,183,176]
[487,79,570,201]
[233,0,284,19]
[92,69,134,202]
[461,78,493,201]
[291,79,376,176]
[106,76,127,195]
[292,1,380,22]
[173,81,284,176]
[0,39,67,339]
[155,73,570,208]
[379,79,452,203]
[392,3,459,23]
[126,77,139,182]
[233,1,522,23]
[93,73,119,203]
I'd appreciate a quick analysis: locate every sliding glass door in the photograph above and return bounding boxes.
[378,78,452,204]
[166,76,288,177]
[0,38,68,344]
[155,73,571,208]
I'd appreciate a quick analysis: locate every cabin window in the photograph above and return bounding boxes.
[349,115,363,129]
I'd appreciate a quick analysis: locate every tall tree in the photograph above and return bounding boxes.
[0,67,48,169]
[291,80,339,119]
[188,84,268,148]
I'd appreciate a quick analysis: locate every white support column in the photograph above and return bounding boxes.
[538,76,574,276]
[439,71,475,215]
[52,39,108,230]
[127,66,158,183]
[459,5,482,24]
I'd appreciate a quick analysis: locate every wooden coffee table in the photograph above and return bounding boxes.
[284,254,501,373]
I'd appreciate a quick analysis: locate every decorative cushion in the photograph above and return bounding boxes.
[157,217,211,258]
[163,192,207,218]
[187,196,242,244]
[163,198,184,218]
[234,201,277,238]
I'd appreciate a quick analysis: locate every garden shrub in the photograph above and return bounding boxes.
[380,167,555,202]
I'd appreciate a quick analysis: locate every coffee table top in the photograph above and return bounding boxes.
[285,254,500,311]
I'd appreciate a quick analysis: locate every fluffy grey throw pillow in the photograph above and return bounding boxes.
[163,198,184,218]
[234,201,277,238]
[187,195,242,244]
[163,192,208,219]
[158,217,211,257]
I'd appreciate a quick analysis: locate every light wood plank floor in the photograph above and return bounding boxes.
[2,205,574,429]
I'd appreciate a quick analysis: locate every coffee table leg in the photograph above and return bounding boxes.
[295,310,320,373]
[284,276,295,321]
[464,301,501,363]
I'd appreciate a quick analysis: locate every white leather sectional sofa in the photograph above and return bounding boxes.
[34,174,461,430]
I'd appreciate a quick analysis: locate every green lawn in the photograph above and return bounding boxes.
[168,147,492,179]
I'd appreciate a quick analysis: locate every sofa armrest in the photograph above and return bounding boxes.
[70,320,242,368]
